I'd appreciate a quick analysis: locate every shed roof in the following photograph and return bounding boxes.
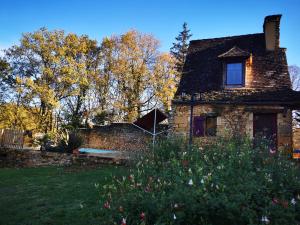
[133,109,167,131]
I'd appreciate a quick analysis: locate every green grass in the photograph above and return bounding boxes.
[0,166,126,225]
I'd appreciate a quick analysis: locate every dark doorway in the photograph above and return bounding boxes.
[253,113,277,150]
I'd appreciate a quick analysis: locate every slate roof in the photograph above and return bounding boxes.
[175,33,300,102]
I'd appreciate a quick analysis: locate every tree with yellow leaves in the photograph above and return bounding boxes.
[100,30,177,121]
[2,28,179,132]
[4,28,101,131]
[153,53,179,113]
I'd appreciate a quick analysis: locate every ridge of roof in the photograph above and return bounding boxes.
[190,33,264,44]
[218,46,250,58]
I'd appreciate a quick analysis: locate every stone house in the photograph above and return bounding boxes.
[171,15,300,150]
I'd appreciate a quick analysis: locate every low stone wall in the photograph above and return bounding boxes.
[79,123,151,152]
[0,148,125,168]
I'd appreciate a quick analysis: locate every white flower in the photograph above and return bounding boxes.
[269,148,276,154]
[188,168,192,173]
[173,214,177,220]
[261,216,270,224]
[291,198,296,205]
[200,179,204,184]
[188,179,193,186]
[183,151,187,156]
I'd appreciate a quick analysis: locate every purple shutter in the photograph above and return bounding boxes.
[193,116,205,137]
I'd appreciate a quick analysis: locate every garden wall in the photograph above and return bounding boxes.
[78,123,151,152]
[0,148,125,168]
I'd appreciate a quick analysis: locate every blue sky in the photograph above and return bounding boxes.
[1,0,300,65]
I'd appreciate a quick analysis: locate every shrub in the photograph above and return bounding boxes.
[46,131,83,153]
[98,137,300,225]
[37,132,57,151]
[58,132,83,153]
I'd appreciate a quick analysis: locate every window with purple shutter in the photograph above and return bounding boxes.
[193,116,205,137]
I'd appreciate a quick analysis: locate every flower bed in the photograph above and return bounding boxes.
[98,137,300,225]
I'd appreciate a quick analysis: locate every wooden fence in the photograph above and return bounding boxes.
[0,129,24,149]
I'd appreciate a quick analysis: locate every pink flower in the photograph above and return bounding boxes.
[121,218,126,225]
[128,174,134,181]
[144,185,151,192]
[140,212,145,220]
[103,201,110,209]
[272,198,279,204]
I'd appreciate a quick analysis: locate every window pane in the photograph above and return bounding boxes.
[206,117,217,136]
[226,63,243,85]
[193,116,205,137]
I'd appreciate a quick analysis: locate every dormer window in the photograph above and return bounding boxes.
[225,62,245,86]
[218,46,250,88]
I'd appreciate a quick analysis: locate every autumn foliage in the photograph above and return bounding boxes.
[0,28,178,132]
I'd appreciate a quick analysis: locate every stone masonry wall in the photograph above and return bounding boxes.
[170,104,293,150]
[277,109,293,148]
[293,128,300,149]
[79,123,151,152]
[0,148,125,168]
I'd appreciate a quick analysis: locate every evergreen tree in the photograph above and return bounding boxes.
[170,22,192,73]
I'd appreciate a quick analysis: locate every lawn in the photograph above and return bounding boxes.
[0,166,126,225]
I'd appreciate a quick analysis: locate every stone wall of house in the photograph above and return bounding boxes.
[79,123,151,152]
[0,148,125,168]
[170,104,293,149]
[277,110,293,148]
[293,128,300,149]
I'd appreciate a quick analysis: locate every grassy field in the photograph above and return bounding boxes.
[0,166,126,225]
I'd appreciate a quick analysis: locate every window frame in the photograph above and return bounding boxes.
[193,115,217,137]
[224,61,246,88]
[205,116,217,136]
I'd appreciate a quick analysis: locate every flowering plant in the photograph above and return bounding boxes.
[99,137,300,224]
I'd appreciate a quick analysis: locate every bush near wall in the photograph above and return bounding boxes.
[98,137,300,225]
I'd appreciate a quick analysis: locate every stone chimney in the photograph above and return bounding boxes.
[263,14,282,51]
